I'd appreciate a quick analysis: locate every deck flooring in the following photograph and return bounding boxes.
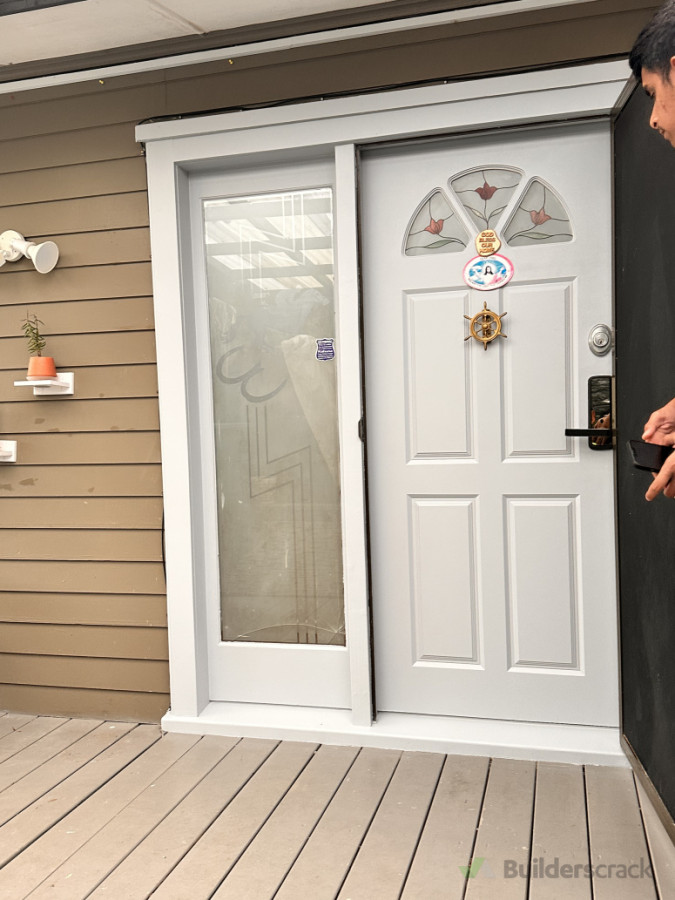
[0,710,672,899]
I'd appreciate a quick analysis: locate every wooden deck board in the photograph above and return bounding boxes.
[0,714,38,740]
[0,716,68,764]
[0,720,137,829]
[28,734,237,899]
[212,744,360,900]
[636,778,675,899]
[585,765,658,900]
[151,740,319,900]
[401,754,490,900]
[0,718,102,793]
[275,747,401,900]
[337,750,445,899]
[529,762,592,900]
[464,757,536,900]
[90,737,279,899]
[0,723,150,871]
[0,724,171,896]
[0,716,670,900]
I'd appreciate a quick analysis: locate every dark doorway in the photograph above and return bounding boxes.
[615,84,675,830]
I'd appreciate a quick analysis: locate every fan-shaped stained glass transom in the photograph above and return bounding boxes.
[503,179,573,246]
[404,189,470,255]
[402,167,573,257]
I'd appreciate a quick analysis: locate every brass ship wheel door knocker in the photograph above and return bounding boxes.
[464,301,507,350]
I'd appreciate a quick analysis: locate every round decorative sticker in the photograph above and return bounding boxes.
[463,254,514,291]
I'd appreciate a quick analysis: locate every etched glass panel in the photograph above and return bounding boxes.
[450,167,522,232]
[203,187,345,645]
[404,189,469,255]
[504,179,573,246]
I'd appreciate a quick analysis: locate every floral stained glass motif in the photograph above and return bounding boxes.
[449,167,522,233]
[503,179,573,246]
[404,189,470,255]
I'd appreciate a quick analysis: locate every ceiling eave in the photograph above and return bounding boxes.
[0,0,589,85]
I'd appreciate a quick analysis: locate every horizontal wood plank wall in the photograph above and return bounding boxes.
[0,0,656,722]
[0,83,167,721]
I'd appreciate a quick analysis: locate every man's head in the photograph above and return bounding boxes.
[631,0,675,146]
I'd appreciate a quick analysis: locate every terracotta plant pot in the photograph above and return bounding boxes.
[27,356,57,380]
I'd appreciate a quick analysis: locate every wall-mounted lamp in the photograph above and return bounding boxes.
[0,230,59,274]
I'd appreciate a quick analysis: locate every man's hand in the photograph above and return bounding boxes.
[646,450,675,500]
[643,397,675,443]
[642,397,675,500]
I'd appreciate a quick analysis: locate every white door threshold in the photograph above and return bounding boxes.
[162,703,628,767]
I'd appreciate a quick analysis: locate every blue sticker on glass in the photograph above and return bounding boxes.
[316,338,335,361]
[463,254,514,291]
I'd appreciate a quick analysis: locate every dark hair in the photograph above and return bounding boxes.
[630,0,675,82]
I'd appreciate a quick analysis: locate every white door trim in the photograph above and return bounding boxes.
[160,704,628,766]
[140,60,630,763]
[334,143,374,726]
[138,59,631,146]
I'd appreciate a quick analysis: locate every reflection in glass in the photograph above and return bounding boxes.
[404,189,469,255]
[589,375,612,449]
[203,188,345,645]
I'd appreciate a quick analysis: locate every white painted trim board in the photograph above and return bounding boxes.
[163,705,628,767]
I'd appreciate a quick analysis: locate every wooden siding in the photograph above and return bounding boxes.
[0,0,658,722]
[0,74,165,720]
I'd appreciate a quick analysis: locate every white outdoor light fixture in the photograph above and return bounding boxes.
[0,230,59,274]
[0,441,17,463]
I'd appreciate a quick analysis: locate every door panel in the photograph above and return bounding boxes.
[411,496,480,665]
[361,124,618,725]
[502,281,572,457]
[405,289,473,458]
[505,496,579,669]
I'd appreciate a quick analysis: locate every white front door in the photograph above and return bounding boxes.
[360,123,619,726]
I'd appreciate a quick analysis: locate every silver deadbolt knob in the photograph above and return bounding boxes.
[589,324,612,356]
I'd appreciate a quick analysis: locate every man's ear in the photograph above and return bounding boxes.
[669,56,675,78]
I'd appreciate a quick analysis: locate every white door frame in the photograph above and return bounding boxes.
[138,59,632,764]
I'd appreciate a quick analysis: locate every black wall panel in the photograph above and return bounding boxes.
[615,84,675,822]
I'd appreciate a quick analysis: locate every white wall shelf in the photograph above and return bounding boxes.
[14,373,74,396]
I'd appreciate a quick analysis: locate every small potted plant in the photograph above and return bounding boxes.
[22,312,57,380]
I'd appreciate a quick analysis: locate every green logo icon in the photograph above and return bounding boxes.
[460,857,486,879]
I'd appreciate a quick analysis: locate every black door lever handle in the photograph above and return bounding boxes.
[565,428,613,437]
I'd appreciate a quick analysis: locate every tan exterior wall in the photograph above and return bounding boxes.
[0,0,657,722]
